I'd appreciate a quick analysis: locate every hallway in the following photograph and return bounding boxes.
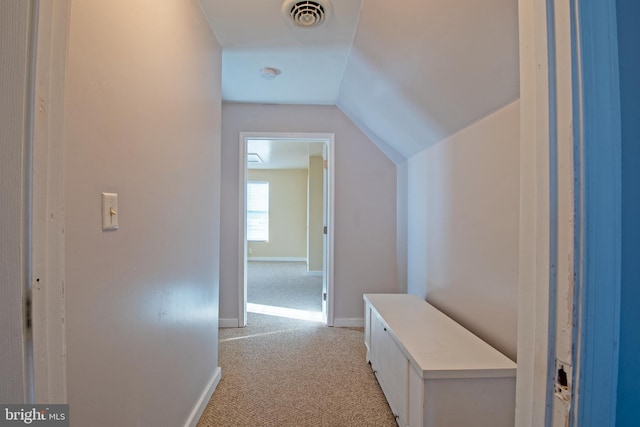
[197,312,396,426]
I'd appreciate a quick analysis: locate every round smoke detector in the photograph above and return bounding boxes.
[282,0,333,29]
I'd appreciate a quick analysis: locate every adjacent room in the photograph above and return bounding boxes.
[245,138,327,323]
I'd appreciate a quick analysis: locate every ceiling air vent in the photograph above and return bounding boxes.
[282,0,332,29]
[247,153,263,164]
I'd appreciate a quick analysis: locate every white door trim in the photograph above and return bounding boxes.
[238,132,335,327]
[31,0,70,404]
[516,0,555,425]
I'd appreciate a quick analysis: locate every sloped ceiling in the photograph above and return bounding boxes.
[338,0,519,161]
[199,0,519,163]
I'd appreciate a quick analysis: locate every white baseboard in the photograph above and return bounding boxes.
[307,271,322,276]
[248,257,306,262]
[219,318,239,328]
[333,318,364,328]
[184,366,221,427]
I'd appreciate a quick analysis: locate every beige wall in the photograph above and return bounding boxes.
[248,169,308,259]
[406,100,520,360]
[307,156,324,272]
[220,103,398,324]
[63,1,222,425]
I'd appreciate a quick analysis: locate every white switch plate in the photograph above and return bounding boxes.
[102,192,118,230]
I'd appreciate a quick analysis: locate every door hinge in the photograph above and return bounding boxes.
[323,160,328,169]
[323,292,327,301]
[323,226,327,235]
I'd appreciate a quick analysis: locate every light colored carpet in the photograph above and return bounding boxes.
[197,313,397,427]
[247,261,322,312]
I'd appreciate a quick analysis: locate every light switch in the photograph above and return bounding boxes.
[102,192,118,230]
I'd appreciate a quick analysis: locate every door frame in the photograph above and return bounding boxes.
[30,0,69,404]
[517,0,622,426]
[1,0,38,404]
[238,132,335,327]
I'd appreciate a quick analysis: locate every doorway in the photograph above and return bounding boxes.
[238,132,335,327]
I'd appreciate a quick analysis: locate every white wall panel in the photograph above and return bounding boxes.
[63,1,222,424]
[407,101,520,360]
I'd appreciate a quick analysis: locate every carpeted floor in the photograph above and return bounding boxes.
[247,261,322,312]
[197,312,397,426]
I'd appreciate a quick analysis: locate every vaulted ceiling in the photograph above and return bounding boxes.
[199,0,519,164]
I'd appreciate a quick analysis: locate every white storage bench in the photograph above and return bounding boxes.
[363,293,516,427]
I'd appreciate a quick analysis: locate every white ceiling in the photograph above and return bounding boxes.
[200,0,363,104]
[200,0,519,163]
[247,139,324,169]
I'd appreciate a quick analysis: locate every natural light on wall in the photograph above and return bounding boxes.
[247,181,269,241]
[247,303,323,322]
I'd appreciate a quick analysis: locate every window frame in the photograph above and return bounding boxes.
[246,180,269,242]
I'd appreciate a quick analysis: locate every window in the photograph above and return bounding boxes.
[247,181,269,241]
